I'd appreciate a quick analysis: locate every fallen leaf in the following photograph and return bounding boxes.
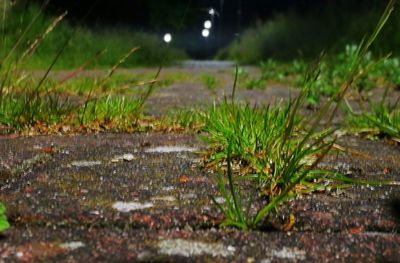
[179,175,189,183]
[348,226,364,234]
[262,167,271,175]
[282,214,295,232]
[383,168,391,175]
[40,147,56,154]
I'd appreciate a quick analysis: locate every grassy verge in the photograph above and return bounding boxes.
[0,61,166,133]
[219,0,400,63]
[238,44,400,106]
[0,1,164,133]
[1,1,186,69]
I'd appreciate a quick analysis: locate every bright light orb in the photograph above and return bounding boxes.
[208,8,215,16]
[163,33,172,43]
[204,20,212,29]
[202,29,210,38]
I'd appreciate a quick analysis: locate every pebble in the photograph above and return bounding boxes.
[111,153,135,162]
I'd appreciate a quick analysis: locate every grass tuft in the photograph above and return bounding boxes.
[0,203,10,232]
[204,87,335,229]
[207,0,396,230]
[346,90,400,140]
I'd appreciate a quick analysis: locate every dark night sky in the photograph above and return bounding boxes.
[37,0,383,32]
[37,0,321,28]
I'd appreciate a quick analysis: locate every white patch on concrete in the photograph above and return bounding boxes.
[60,241,85,251]
[264,247,306,260]
[214,197,226,204]
[71,161,101,167]
[144,146,198,153]
[157,239,235,258]
[162,186,175,191]
[227,245,236,252]
[181,193,197,199]
[151,196,177,202]
[112,201,153,212]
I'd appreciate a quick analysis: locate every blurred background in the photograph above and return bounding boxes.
[2,0,400,67]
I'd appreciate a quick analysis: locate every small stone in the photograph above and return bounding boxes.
[111,153,135,162]
[89,210,100,215]
[227,245,236,252]
[122,154,135,161]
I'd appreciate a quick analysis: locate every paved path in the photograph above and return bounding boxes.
[1,63,400,262]
[0,133,399,262]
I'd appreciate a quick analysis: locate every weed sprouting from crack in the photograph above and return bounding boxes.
[346,85,400,141]
[205,75,336,229]
[206,0,396,230]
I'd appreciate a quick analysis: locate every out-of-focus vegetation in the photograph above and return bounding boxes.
[346,89,400,140]
[237,44,400,106]
[0,203,10,233]
[219,1,400,63]
[0,0,162,133]
[0,1,186,69]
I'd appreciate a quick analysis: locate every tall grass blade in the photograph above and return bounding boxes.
[2,0,49,64]
[19,11,68,63]
[231,65,239,101]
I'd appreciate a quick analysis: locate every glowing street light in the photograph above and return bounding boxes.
[163,33,172,43]
[208,8,216,16]
[202,29,210,38]
[204,20,212,29]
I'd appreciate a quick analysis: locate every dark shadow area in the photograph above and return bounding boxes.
[389,197,400,224]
